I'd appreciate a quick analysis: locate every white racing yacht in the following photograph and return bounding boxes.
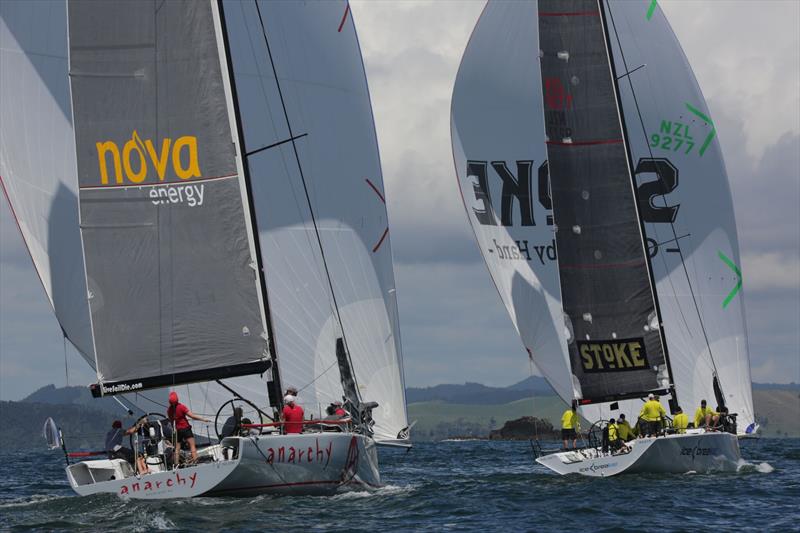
[450,0,757,476]
[3,0,409,498]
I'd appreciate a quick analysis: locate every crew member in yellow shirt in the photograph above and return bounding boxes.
[617,413,634,441]
[561,402,580,450]
[672,406,689,434]
[638,393,666,437]
[694,399,719,429]
[607,418,630,453]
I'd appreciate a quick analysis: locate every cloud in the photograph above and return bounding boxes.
[742,252,800,291]
[1,1,798,400]
[660,0,800,159]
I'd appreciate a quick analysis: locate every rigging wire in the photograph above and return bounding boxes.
[604,1,724,397]
[252,0,361,398]
[61,329,69,387]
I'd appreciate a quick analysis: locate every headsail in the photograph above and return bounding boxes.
[67,0,270,394]
[0,0,94,362]
[219,0,408,442]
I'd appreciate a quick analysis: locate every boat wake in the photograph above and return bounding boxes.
[736,460,774,474]
[132,511,176,532]
[331,483,415,500]
[0,494,69,509]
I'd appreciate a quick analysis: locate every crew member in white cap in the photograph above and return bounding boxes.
[638,393,666,437]
[281,394,304,434]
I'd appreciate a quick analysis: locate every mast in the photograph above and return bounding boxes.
[215,0,283,408]
[598,0,678,409]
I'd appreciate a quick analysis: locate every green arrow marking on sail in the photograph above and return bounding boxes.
[646,0,658,20]
[718,251,742,309]
[685,102,716,156]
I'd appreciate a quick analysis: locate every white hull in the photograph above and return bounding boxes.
[67,446,238,499]
[66,433,379,498]
[536,431,741,477]
[210,433,380,496]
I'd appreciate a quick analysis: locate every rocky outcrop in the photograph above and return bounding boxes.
[488,416,557,440]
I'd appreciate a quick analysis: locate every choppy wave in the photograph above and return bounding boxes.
[0,439,796,531]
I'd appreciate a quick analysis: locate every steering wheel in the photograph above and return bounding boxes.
[129,412,169,451]
[214,397,269,440]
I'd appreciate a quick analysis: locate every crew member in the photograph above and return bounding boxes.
[561,401,580,450]
[617,414,634,441]
[333,401,346,417]
[638,393,666,437]
[607,418,628,453]
[694,399,719,429]
[282,394,305,434]
[105,420,135,464]
[167,391,210,463]
[673,406,688,434]
[220,407,244,439]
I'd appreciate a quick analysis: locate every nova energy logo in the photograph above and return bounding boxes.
[95,131,201,185]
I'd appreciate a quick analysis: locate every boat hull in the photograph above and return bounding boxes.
[209,433,380,496]
[67,454,240,499]
[536,431,741,477]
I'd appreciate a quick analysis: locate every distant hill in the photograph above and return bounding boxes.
[22,384,143,416]
[4,381,797,445]
[752,382,799,391]
[0,400,140,452]
[406,376,553,405]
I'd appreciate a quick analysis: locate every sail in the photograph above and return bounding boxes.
[219,0,408,442]
[538,0,670,403]
[67,0,270,394]
[0,0,94,362]
[450,2,576,405]
[603,0,754,428]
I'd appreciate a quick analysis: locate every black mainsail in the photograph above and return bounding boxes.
[538,0,671,404]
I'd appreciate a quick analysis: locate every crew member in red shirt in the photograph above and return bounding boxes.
[167,391,210,463]
[333,401,346,417]
[281,394,304,434]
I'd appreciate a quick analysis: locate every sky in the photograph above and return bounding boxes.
[1,0,798,401]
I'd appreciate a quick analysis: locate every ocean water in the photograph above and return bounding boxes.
[0,438,796,531]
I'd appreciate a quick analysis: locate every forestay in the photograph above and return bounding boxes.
[68,0,270,394]
[220,0,408,442]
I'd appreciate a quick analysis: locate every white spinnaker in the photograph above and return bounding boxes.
[221,0,407,442]
[0,0,94,363]
[604,0,754,431]
[451,1,581,409]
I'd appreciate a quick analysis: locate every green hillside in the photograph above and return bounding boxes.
[408,396,571,441]
[408,390,800,441]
